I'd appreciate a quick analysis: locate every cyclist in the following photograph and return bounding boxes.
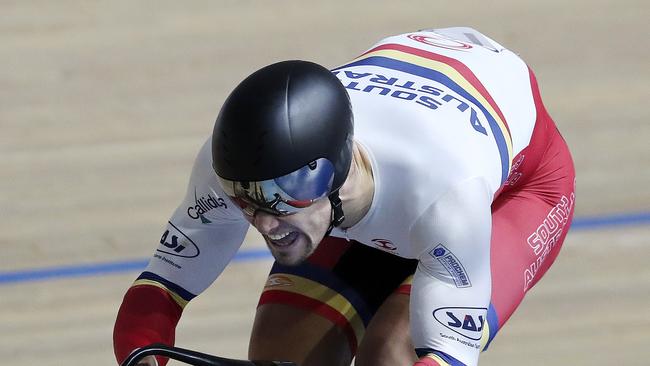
[114,27,576,366]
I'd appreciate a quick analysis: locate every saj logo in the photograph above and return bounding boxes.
[157,221,200,258]
[433,307,486,340]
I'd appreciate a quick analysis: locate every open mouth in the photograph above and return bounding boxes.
[267,231,299,247]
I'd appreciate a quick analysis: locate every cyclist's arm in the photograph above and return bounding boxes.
[409,177,493,366]
[113,139,249,366]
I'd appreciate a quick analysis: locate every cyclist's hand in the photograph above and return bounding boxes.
[135,355,158,366]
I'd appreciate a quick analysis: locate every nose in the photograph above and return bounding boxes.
[252,210,281,235]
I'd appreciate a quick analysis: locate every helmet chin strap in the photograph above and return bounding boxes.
[324,190,344,237]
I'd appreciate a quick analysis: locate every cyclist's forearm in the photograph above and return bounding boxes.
[113,284,183,366]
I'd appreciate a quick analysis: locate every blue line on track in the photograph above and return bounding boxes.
[0,249,272,285]
[1,211,648,285]
[570,211,650,230]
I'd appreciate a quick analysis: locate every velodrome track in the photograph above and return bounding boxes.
[1,1,648,365]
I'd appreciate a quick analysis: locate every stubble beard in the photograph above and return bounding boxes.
[268,239,315,266]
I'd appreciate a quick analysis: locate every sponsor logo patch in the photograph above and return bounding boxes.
[408,33,473,51]
[524,192,574,290]
[505,154,525,186]
[429,244,471,288]
[265,274,294,288]
[157,221,200,258]
[433,307,486,341]
[372,238,397,251]
[187,187,228,224]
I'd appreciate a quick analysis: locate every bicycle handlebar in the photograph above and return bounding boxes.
[120,343,297,366]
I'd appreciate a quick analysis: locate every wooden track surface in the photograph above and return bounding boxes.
[1,1,648,365]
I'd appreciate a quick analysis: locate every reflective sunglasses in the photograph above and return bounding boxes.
[217,158,335,216]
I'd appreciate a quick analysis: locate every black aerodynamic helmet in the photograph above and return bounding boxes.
[212,60,354,227]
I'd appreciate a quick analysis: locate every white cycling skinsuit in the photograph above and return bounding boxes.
[114,27,576,366]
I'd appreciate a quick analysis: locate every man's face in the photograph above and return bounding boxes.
[246,198,331,265]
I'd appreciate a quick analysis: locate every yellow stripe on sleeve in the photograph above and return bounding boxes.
[133,279,189,309]
[425,353,452,366]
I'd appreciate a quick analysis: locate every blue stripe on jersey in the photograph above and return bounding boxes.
[482,303,500,350]
[335,56,511,184]
[137,271,197,302]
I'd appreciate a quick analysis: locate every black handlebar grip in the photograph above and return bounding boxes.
[120,343,297,366]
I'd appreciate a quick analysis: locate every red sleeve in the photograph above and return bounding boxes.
[414,356,444,366]
[113,284,183,366]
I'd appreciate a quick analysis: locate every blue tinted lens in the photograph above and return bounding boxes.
[274,158,334,200]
